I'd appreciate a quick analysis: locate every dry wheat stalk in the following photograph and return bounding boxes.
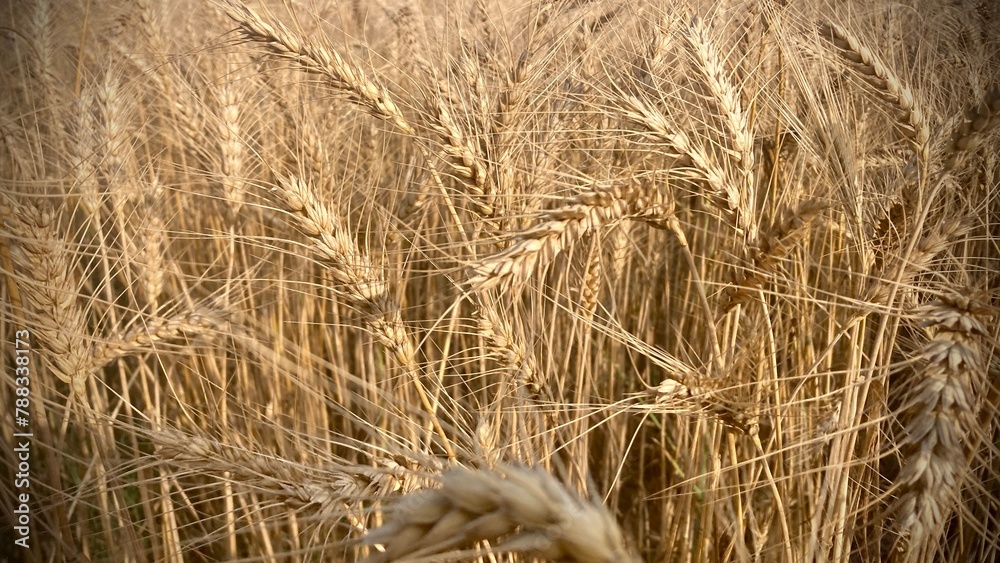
[890,294,991,560]
[224,0,413,135]
[364,464,638,563]
[819,21,931,163]
[468,181,672,291]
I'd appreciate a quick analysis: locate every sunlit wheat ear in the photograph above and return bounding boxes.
[616,93,746,239]
[223,0,413,134]
[819,21,931,164]
[364,464,638,563]
[890,294,991,560]
[684,14,758,242]
[267,175,415,368]
[2,198,91,397]
[467,181,672,291]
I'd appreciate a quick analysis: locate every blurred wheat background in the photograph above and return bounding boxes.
[0,0,998,561]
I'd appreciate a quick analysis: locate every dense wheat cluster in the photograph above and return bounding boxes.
[1,0,998,561]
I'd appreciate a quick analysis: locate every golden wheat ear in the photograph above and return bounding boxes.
[889,294,992,559]
[364,464,639,563]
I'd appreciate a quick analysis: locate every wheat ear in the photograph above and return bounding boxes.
[267,176,456,458]
[91,308,226,371]
[618,94,747,238]
[364,464,638,563]
[720,199,826,314]
[152,428,408,532]
[3,199,91,397]
[942,88,1000,170]
[468,181,672,291]
[426,89,494,219]
[819,21,930,163]
[890,294,991,560]
[223,0,413,135]
[685,15,758,242]
[269,175,415,366]
[647,377,759,436]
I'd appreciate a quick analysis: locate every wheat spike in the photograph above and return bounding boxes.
[364,464,638,563]
[891,294,991,560]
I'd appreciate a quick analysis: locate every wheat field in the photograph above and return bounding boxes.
[0,0,998,561]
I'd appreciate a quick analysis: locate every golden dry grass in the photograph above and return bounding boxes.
[1,0,998,561]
